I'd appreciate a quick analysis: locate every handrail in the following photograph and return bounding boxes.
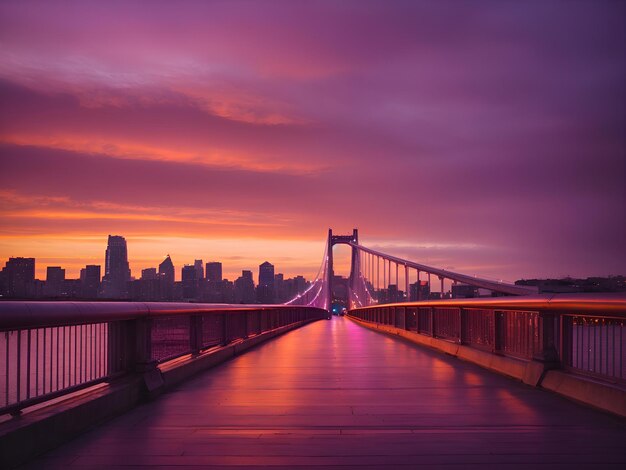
[348,293,626,385]
[1,302,327,416]
[349,293,626,316]
[0,302,328,331]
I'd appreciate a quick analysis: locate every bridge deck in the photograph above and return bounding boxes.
[26,317,625,469]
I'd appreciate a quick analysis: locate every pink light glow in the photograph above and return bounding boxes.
[0,1,624,281]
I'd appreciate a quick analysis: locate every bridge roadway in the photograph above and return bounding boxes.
[25,317,626,469]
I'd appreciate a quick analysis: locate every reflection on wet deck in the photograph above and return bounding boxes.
[26,317,626,469]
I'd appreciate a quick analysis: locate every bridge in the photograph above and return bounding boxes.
[1,230,625,468]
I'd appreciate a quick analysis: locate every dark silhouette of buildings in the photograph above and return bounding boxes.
[0,257,36,298]
[141,268,158,280]
[257,261,275,303]
[451,284,478,298]
[235,270,256,304]
[80,265,101,298]
[0,240,313,303]
[194,259,204,281]
[181,265,198,300]
[516,276,626,293]
[409,281,430,301]
[101,235,131,298]
[45,266,65,296]
[158,255,175,300]
[45,266,65,297]
[205,262,222,283]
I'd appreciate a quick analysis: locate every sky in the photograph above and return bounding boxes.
[0,0,624,283]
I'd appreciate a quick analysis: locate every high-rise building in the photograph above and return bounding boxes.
[257,261,275,303]
[205,262,222,283]
[234,270,255,304]
[258,262,275,289]
[194,260,204,281]
[158,255,175,300]
[101,235,131,299]
[80,265,101,298]
[45,266,65,297]
[181,264,198,299]
[1,257,35,298]
[159,255,175,284]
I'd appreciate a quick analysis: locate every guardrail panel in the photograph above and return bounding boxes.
[563,315,625,383]
[465,309,495,351]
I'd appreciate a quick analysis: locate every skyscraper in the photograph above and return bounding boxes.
[45,266,65,297]
[257,261,275,303]
[158,255,175,300]
[205,262,222,283]
[1,257,35,298]
[258,261,275,289]
[158,255,175,284]
[80,265,101,298]
[234,270,255,303]
[194,259,204,280]
[101,235,131,298]
[181,264,198,299]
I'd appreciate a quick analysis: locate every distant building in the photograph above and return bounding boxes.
[63,279,81,298]
[80,265,101,299]
[45,266,65,297]
[205,262,222,283]
[259,262,275,289]
[158,255,175,300]
[257,261,275,303]
[0,257,35,298]
[181,265,198,299]
[409,281,430,301]
[451,284,478,299]
[101,235,131,299]
[274,273,285,302]
[128,277,162,301]
[141,268,158,280]
[194,259,204,280]
[515,276,626,294]
[234,270,256,304]
[386,284,400,303]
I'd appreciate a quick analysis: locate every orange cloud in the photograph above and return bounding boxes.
[0,134,321,174]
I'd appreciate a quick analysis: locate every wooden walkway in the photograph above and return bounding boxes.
[25,317,626,468]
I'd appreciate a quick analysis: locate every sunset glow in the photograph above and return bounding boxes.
[1,1,624,282]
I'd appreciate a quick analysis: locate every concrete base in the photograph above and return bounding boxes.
[541,369,626,418]
[347,315,626,418]
[0,318,320,469]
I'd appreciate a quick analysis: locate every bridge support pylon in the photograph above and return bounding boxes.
[327,228,359,311]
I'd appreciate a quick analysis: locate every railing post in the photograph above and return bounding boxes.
[134,318,156,373]
[534,312,560,364]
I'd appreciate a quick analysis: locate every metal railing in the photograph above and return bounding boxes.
[0,302,327,416]
[348,294,626,383]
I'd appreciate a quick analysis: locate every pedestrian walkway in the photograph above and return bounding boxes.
[25,317,626,468]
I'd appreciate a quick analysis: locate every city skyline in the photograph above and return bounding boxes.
[0,237,314,285]
[1,1,625,284]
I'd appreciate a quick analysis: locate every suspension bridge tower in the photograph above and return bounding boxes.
[326,228,359,312]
